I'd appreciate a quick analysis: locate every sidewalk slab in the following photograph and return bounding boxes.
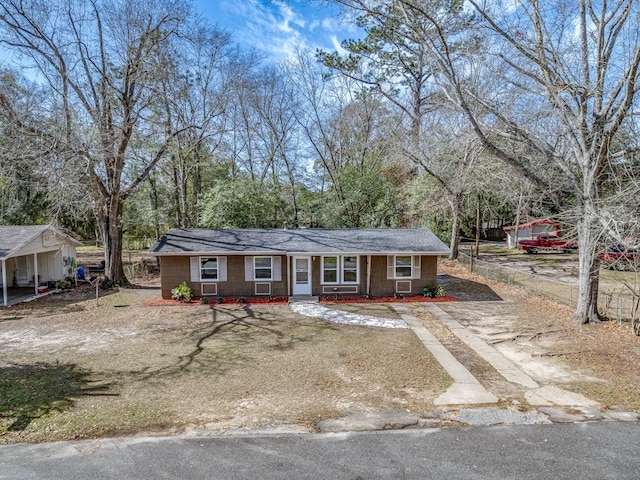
[392,304,498,405]
[423,304,539,389]
[424,304,601,408]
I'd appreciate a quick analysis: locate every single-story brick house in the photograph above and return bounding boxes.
[0,225,83,306]
[149,228,450,299]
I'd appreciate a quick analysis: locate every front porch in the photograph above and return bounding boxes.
[0,225,82,306]
[0,286,58,307]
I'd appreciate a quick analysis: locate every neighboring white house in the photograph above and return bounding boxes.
[503,219,561,248]
[0,225,83,306]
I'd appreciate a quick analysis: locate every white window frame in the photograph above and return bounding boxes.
[394,255,413,279]
[321,255,359,285]
[321,256,339,284]
[341,255,359,284]
[254,256,273,281]
[199,256,218,282]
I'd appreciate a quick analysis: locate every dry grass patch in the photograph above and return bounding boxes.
[0,289,450,443]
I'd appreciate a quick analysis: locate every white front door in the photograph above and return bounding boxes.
[292,256,312,295]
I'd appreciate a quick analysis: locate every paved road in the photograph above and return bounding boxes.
[1,423,638,479]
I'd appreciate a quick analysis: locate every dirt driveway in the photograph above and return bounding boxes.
[475,247,638,296]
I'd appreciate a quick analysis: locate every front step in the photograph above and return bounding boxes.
[288,296,319,303]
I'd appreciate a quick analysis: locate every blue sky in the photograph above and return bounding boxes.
[193,0,356,61]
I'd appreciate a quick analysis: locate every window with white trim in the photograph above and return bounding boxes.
[322,255,359,284]
[200,257,218,281]
[254,256,273,280]
[322,256,338,283]
[342,256,358,283]
[395,255,412,278]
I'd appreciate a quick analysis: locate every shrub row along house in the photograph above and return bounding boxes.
[149,228,450,299]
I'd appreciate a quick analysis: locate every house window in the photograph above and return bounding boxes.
[322,255,359,284]
[395,256,413,278]
[254,256,273,280]
[200,257,218,281]
[323,256,338,283]
[342,256,358,283]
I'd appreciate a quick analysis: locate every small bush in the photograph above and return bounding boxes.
[394,292,404,299]
[363,293,373,300]
[215,297,223,304]
[171,281,192,303]
[200,296,210,305]
[422,283,445,298]
[333,294,342,300]
[237,297,247,304]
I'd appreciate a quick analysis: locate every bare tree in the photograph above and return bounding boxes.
[0,0,197,284]
[158,25,237,228]
[332,0,640,323]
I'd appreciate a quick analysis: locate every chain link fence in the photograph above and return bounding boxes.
[457,252,638,324]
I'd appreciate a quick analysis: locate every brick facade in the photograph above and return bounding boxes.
[160,254,438,299]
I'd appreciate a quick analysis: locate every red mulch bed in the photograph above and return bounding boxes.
[143,295,455,307]
[143,297,289,307]
[319,295,456,304]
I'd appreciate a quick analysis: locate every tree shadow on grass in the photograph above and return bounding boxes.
[0,363,113,432]
[134,305,327,380]
[437,274,503,301]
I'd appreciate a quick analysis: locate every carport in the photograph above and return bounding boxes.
[0,225,83,306]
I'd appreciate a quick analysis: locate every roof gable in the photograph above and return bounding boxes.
[149,228,451,256]
[503,219,560,231]
[0,225,82,260]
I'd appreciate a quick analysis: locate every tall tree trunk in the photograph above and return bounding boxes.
[95,196,128,285]
[179,156,188,228]
[449,193,462,260]
[193,155,202,228]
[475,194,481,259]
[171,162,183,228]
[148,174,161,241]
[575,206,602,323]
[512,189,523,249]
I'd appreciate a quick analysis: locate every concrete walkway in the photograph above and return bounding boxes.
[289,300,409,329]
[289,299,598,408]
[391,304,498,405]
[423,304,598,408]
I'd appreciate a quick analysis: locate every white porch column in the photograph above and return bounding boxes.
[2,259,7,307]
[286,256,291,297]
[34,253,39,295]
[366,255,371,295]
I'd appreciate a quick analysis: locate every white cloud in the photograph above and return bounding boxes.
[209,0,356,62]
[330,35,347,55]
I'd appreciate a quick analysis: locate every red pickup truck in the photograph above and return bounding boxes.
[518,234,578,254]
[599,245,639,270]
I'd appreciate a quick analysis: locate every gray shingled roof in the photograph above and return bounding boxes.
[149,228,451,256]
[0,225,82,260]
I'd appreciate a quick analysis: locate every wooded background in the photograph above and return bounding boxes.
[1,0,639,323]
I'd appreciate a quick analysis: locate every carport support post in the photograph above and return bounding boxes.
[33,253,39,296]
[1,259,7,306]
